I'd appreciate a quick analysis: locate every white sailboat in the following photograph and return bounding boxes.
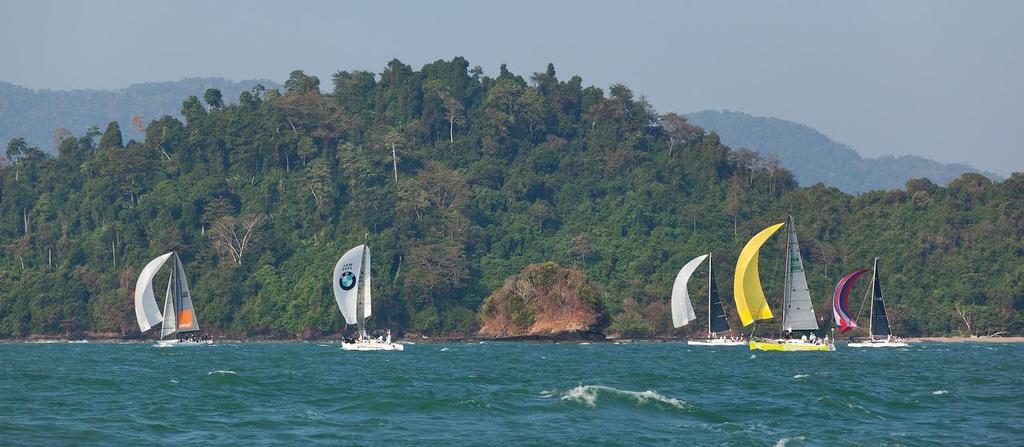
[843,258,908,348]
[672,254,744,346]
[332,243,403,351]
[134,252,211,347]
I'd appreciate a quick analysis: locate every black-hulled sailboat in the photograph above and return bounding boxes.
[672,253,745,346]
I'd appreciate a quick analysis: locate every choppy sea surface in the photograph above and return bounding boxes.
[1,341,1021,446]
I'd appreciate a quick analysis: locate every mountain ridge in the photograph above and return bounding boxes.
[0,77,279,152]
[687,109,999,193]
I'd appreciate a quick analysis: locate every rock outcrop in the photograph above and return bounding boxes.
[478,262,602,338]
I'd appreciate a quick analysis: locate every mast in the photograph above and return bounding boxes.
[174,253,182,334]
[356,244,367,339]
[868,258,876,338]
[707,253,713,337]
[782,216,792,337]
[356,235,370,339]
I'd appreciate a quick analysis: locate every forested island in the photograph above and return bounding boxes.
[1,58,1021,340]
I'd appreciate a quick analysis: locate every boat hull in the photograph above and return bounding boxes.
[154,340,213,347]
[341,340,404,351]
[688,339,746,346]
[848,340,908,348]
[749,340,834,352]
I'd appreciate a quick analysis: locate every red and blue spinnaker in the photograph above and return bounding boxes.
[833,269,869,333]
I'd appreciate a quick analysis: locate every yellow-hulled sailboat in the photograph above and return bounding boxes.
[734,216,833,352]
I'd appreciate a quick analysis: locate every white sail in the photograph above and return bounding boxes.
[160,273,177,339]
[671,254,708,328]
[133,252,174,332]
[173,255,200,333]
[783,219,819,331]
[362,246,372,320]
[332,245,365,325]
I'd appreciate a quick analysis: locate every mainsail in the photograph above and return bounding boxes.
[869,258,891,338]
[734,222,785,326]
[833,269,869,333]
[173,255,199,333]
[707,256,731,334]
[134,252,174,332]
[332,245,366,325]
[362,246,372,320]
[782,216,818,331]
[671,254,707,327]
[160,271,177,339]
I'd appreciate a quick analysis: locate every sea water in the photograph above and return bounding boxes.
[1,342,1021,445]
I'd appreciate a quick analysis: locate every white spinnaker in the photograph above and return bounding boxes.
[672,254,708,328]
[362,246,372,320]
[332,245,365,325]
[134,252,174,332]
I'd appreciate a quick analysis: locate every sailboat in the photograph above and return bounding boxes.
[734,215,833,352]
[332,242,403,351]
[835,258,908,348]
[134,252,211,347]
[672,254,745,346]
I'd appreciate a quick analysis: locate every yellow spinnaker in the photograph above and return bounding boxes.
[734,222,785,326]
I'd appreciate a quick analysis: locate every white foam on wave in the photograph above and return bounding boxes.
[207,370,239,376]
[560,385,688,410]
[750,354,757,359]
[932,390,949,395]
[440,347,450,352]
[775,435,806,447]
[793,374,809,379]
[169,379,178,384]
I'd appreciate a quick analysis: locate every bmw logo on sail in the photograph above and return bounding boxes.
[339,271,357,290]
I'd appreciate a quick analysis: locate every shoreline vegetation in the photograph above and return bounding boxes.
[2,58,1021,340]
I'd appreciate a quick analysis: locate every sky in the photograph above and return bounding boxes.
[1,0,1021,175]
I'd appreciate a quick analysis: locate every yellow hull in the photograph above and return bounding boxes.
[749,340,833,352]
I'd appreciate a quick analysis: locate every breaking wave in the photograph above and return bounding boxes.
[558,385,688,410]
[775,435,806,447]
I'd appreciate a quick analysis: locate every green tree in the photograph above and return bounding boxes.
[284,70,320,94]
[204,88,224,109]
[97,121,123,149]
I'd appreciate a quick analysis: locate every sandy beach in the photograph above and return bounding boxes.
[907,336,1024,344]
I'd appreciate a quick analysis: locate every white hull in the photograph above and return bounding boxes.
[687,338,746,346]
[848,340,908,348]
[154,339,213,347]
[341,339,404,351]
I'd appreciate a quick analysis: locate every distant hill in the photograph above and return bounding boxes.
[687,110,998,193]
[0,78,279,153]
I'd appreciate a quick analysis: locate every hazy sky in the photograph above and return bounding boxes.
[1,0,1021,174]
